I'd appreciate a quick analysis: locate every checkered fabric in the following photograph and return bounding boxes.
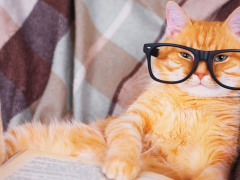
[1,0,240,178]
[0,0,74,130]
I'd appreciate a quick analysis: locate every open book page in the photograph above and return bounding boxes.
[0,150,172,180]
[0,150,106,180]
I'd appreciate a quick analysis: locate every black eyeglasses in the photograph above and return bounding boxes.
[143,43,240,90]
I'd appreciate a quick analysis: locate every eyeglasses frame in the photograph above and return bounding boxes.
[143,43,240,90]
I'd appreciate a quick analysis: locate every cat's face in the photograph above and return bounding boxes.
[154,2,240,97]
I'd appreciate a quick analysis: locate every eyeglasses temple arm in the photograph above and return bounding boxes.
[143,45,158,57]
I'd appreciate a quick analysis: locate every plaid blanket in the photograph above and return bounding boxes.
[1,0,240,178]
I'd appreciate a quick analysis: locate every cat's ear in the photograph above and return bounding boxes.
[166,1,192,37]
[223,6,240,36]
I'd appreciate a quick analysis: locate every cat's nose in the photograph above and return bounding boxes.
[194,61,209,80]
[195,72,207,80]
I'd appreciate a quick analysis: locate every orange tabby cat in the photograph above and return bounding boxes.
[1,1,240,180]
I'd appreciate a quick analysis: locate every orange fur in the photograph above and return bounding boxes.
[2,119,107,163]
[1,2,240,180]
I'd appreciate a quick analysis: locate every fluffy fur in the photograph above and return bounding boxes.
[1,1,240,180]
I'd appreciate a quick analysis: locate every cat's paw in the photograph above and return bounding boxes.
[102,156,140,180]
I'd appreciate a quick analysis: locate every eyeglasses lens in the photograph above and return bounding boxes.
[150,46,195,82]
[212,52,240,88]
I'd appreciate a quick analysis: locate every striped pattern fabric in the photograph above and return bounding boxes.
[1,0,240,178]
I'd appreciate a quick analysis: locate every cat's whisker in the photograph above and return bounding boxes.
[135,74,150,80]
[140,145,156,156]
[125,74,150,89]
[130,80,150,88]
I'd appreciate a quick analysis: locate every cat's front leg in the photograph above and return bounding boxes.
[102,113,144,180]
[194,164,229,180]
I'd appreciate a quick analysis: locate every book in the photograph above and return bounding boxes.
[0,150,173,180]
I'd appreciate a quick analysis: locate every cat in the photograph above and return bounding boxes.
[1,1,240,180]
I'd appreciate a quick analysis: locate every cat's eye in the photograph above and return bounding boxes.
[214,55,228,62]
[180,52,193,59]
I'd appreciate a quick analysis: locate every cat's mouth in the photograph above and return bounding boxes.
[190,79,223,90]
[177,78,233,97]
[198,81,208,87]
[194,83,209,88]
[191,79,211,88]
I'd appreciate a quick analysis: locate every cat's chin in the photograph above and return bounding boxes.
[177,84,232,98]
